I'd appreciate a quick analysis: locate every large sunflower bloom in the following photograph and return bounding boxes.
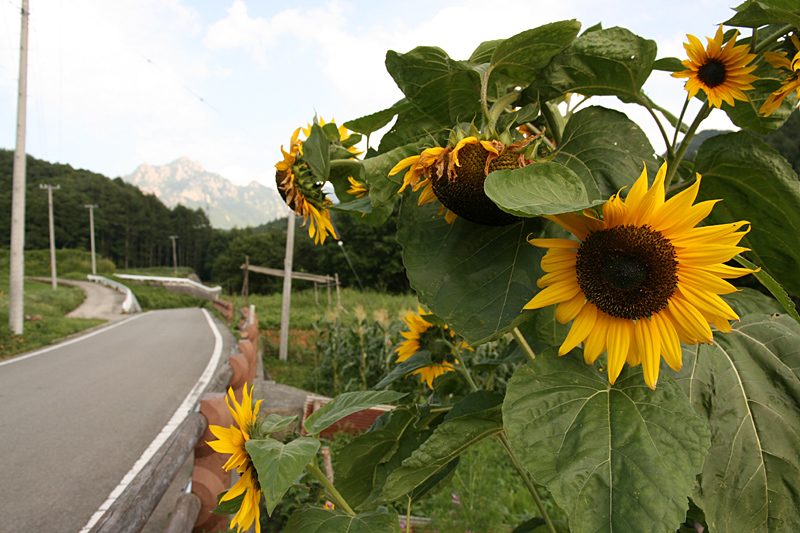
[672,25,758,108]
[207,385,264,533]
[395,307,468,389]
[524,163,757,389]
[389,136,533,226]
[759,34,800,117]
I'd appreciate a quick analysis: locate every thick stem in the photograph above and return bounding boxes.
[496,434,557,533]
[329,159,362,172]
[637,94,673,159]
[524,122,557,152]
[405,495,412,532]
[307,461,355,515]
[671,96,691,149]
[665,104,712,188]
[481,69,492,129]
[487,89,522,129]
[540,102,564,147]
[512,327,536,362]
[753,24,794,54]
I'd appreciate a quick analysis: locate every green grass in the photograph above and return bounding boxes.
[126,282,209,311]
[116,266,196,278]
[0,248,115,280]
[0,277,104,360]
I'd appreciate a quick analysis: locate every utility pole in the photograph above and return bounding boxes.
[9,0,29,334]
[279,211,295,362]
[40,184,61,289]
[169,235,179,274]
[84,204,98,275]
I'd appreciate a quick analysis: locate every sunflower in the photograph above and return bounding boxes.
[759,34,800,117]
[395,307,469,389]
[275,128,338,245]
[389,136,534,226]
[346,176,368,198]
[207,385,264,533]
[672,25,758,108]
[303,117,363,156]
[524,162,757,389]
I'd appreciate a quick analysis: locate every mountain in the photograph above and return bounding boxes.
[123,157,287,229]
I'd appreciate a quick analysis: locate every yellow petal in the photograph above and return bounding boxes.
[523,280,581,309]
[559,303,597,354]
[555,292,587,324]
[584,307,609,364]
[607,318,633,384]
[652,311,682,371]
[635,318,662,390]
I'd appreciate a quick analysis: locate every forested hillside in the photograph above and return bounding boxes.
[0,150,213,276]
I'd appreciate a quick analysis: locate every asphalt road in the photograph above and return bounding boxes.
[0,307,232,532]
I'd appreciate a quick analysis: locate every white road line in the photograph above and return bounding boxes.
[0,314,144,368]
[80,308,225,532]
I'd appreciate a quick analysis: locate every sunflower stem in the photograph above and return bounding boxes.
[495,433,558,533]
[671,96,691,149]
[512,327,536,362]
[306,461,356,515]
[665,104,712,189]
[524,122,557,151]
[481,69,492,129]
[636,93,674,159]
[405,495,413,532]
[329,159,362,173]
[488,89,523,130]
[753,24,794,54]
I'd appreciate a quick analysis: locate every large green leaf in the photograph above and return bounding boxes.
[527,26,657,103]
[555,106,658,200]
[344,99,414,137]
[245,437,321,515]
[674,314,800,532]
[721,58,794,134]
[378,392,504,503]
[397,198,549,345]
[385,46,482,126]
[377,104,448,154]
[362,143,421,207]
[303,390,407,436]
[335,408,417,509]
[724,1,800,29]
[488,21,581,86]
[304,123,331,182]
[733,255,800,324]
[260,413,299,436]
[485,162,604,217]
[373,350,434,389]
[283,507,402,533]
[503,357,711,533]
[515,305,570,354]
[693,131,800,296]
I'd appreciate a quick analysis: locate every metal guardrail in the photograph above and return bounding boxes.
[87,275,142,313]
[113,274,222,299]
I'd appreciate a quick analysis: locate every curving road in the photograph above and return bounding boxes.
[0,307,235,532]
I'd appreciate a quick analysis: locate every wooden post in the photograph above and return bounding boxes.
[314,282,319,306]
[326,277,332,309]
[242,255,249,308]
[335,273,342,309]
[279,211,295,361]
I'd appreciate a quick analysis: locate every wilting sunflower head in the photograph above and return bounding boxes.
[207,385,264,533]
[524,162,757,390]
[389,131,537,226]
[759,34,800,117]
[395,307,468,389]
[347,176,368,198]
[672,25,758,108]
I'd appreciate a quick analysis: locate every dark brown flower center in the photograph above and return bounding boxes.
[698,59,726,88]
[576,225,678,319]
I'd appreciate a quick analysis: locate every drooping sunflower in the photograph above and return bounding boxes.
[275,128,338,245]
[346,176,368,198]
[524,162,757,390]
[760,34,800,117]
[395,307,469,389]
[207,385,264,533]
[389,134,536,226]
[303,117,363,156]
[672,25,758,108]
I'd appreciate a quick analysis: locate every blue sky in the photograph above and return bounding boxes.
[1,0,741,188]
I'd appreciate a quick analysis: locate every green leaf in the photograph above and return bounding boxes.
[212,489,244,515]
[344,99,414,137]
[469,38,504,64]
[304,123,331,182]
[653,57,685,72]
[303,390,408,436]
[260,413,299,436]
[378,392,504,502]
[674,314,800,532]
[335,408,417,509]
[734,255,800,324]
[721,58,795,134]
[362,143,421,207]
[377,104,448,154]
[488,21,581,86]
[385,46,482,125]
[485,162,604,217]
[555,106,658,200]
[283,507,402,533]
[245,437,321,515]
[503,357,711,533]
[722,286,786,317]
[724,1,800,29]
[373,350,434,389]
[693,131,800,296]
[397,199,549,345]
[515,304,570,354]
[528,26,657,103]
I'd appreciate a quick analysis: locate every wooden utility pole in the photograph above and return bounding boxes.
[40,184,61,289]
[84,204,99,275]
[8,0,29,334]
[169,235,179,273]
[279,211,295,361]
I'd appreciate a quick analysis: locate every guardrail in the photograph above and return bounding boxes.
[113,274,222,299]
[87,275,142,313]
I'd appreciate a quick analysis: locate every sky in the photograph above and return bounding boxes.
[0,0,744,189]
